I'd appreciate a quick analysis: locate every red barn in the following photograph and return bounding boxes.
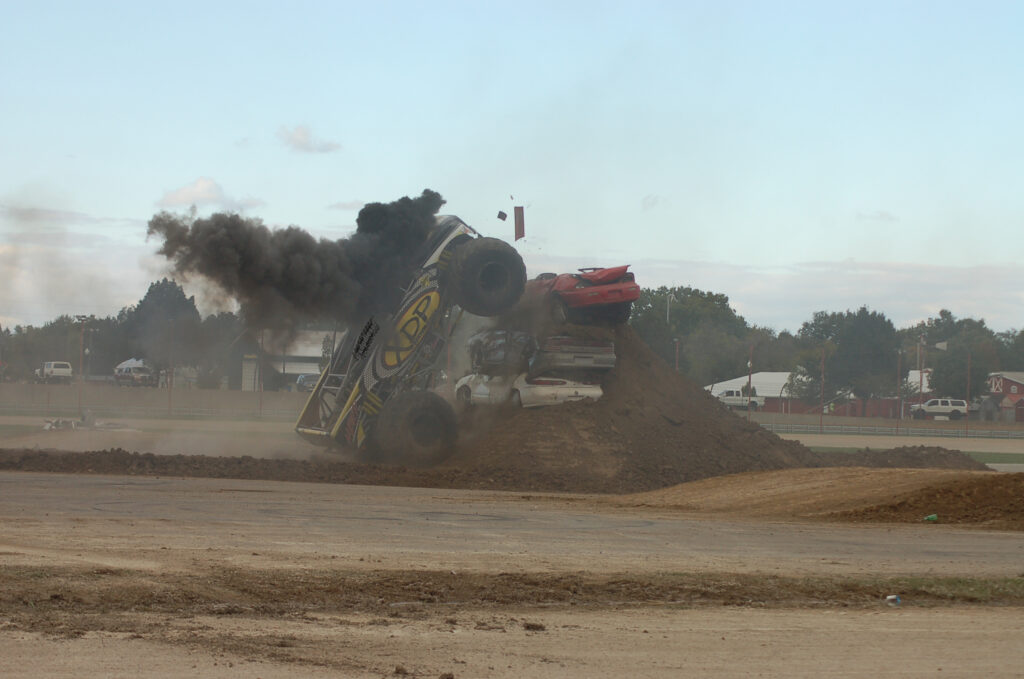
[986,372,1024,422]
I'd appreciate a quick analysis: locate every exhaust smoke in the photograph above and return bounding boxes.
[146,189,445,330]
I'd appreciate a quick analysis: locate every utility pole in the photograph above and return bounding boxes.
[895,349,902,434]
[75,315,89,412]
[918,334,925,407]
[966,350,971,437]
[746,344,753,421]
[819,347,825,434]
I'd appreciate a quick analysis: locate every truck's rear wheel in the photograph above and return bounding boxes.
[367,390,457,467]
[449,238,526,316]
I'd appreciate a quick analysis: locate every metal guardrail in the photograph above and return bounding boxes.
[760,422,1024,440]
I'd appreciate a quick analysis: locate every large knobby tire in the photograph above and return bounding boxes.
[449,237,526,317]
[367,390,457,467]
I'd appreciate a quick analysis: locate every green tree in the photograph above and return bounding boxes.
[631,286,752,382]
[630,286,801,386]
[926,314,1000,399]
[121,279,202,370]
[195,311,246,389]
[997,329,1024,370]
[790,307,902,410]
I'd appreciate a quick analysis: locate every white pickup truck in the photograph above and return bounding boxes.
[713,388,765,411]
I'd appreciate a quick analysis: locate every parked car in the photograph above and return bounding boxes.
[296,373,343,394]
[909,398,969,420]
[114,364,156,387]
[455,370,603,408]
[296,374,319,392]
[524,265,640,324]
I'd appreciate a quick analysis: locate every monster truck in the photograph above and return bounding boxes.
[295,215,526,466]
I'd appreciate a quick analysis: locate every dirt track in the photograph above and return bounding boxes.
[3,344,1024,679]
[3,469,1024,677]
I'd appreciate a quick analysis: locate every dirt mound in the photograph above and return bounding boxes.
[819,446,990,471]
[833,473,1024,530]
[440,324,823,491]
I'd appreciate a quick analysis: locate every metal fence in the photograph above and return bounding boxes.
[760,422,1024,440]
[0,383,306,422]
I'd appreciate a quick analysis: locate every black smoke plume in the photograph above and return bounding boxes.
[146,189,445,330]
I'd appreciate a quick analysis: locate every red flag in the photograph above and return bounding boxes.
[514,206,524,241]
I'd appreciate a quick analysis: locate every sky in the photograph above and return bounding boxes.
[2,0,1022,334]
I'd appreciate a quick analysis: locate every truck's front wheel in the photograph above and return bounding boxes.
[367,390,457,467]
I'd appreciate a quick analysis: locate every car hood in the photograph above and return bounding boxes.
[577,265,630,284]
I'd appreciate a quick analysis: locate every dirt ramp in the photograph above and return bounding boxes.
[614,467,982,517]
[446,325,823,492]
[834,472,1024,529]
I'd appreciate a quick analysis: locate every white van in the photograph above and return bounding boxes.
[34,361,74,384]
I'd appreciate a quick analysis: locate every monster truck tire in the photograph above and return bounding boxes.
[449,238,526,317]
[368,390,457,467]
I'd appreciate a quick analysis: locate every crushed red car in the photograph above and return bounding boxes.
[525,265,640,324]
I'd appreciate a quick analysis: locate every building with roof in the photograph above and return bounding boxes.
[986,372,1024,422]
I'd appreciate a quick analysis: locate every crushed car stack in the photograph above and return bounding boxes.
[454,265,640,410]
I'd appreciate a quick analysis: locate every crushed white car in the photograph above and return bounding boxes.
[455,371,603,408]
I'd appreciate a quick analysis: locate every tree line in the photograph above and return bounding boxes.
[0,280,253,389]
[630,287,1024,406]
[3,279,1022,403]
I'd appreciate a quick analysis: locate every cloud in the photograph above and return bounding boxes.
[156,178,265,212]
[0,204,99,226]
[0,202,215,328]
[0,231,150,328]
[856,210,899,222]
[327,200,365,211]
[277,125,341,153]
[641,194,664,212]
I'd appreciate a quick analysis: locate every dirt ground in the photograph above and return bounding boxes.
[3,324,1024,676]
[3,470,1024,677]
